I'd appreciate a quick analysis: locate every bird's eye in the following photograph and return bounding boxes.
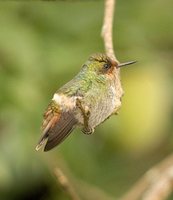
[103,63,111,69]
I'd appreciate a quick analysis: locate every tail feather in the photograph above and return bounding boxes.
[36,111,77,151]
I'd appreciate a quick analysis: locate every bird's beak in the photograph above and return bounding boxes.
[118,61,137,68]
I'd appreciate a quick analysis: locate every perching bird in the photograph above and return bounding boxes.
[36,53,136,151]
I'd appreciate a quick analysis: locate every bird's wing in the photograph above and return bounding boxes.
[36,100,77,151]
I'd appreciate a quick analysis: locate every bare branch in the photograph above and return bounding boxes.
[120,176,149,200]
[54,167,81,200]
[102,0,118,62]
[121,154,173,200]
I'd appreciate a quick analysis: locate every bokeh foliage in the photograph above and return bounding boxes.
[0,1,173,199]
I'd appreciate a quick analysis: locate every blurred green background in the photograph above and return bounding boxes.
[0,1,173,199]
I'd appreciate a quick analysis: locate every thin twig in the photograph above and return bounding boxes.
[120,176,149,200]
[101,0,123,107]
[121,154,173,200]
[54,167,81,200]
[142,167,173,200]
[102,0,118,62]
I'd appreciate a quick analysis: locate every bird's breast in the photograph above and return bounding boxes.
[90,89,115,126]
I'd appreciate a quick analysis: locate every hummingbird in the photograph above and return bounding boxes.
[36,53,136,151]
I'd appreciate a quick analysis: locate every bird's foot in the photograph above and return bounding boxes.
[82,127,94,135]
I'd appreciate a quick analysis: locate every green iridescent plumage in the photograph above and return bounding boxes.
[58,54,111,97]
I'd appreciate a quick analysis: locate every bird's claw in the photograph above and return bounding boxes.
[82,127,94,135]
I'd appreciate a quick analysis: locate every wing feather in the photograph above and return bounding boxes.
[44,111,77,151]
[36,101,77,151]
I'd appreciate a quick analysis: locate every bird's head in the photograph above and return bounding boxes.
[84,53,136,77]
